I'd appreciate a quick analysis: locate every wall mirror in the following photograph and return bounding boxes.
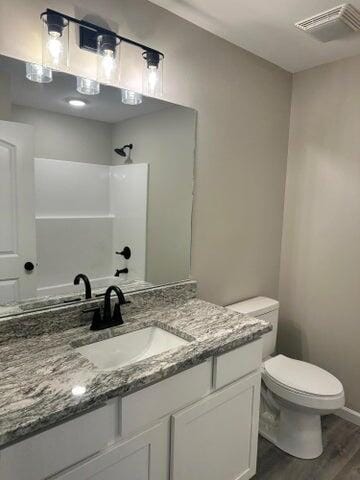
[0,55,196,316]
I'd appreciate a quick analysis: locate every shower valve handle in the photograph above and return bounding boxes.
[115,246,131,260]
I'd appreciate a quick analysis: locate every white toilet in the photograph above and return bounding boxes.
[227,297,345,460]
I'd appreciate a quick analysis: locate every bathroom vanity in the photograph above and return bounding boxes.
[0,282,270,480]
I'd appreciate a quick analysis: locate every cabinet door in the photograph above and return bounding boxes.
[171,371,261,480]
[55,420,168,480]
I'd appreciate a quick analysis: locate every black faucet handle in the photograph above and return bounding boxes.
[112,303,124,326]
[82,307,103,331]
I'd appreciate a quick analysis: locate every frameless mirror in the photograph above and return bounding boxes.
[0,55,196,316]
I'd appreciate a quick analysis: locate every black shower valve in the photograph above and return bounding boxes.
[115,246,131,260]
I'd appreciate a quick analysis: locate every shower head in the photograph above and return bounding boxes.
[114,144,133,157]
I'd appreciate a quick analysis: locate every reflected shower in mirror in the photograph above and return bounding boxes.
[0,55,196,315]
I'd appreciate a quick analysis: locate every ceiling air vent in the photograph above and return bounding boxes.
[295,3,360,42]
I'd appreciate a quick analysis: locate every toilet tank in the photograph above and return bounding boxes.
[226,297,279,359]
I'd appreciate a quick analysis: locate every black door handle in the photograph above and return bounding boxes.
[24,261,35,272]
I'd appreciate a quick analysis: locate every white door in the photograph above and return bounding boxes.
[0,121,37,303]
[55,420,169,480]
[171,372,261,480]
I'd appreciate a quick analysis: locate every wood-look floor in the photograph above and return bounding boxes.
[254,415,360,479]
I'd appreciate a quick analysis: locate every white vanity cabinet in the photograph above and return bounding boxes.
[54,420,169,480]
[170,371,261,480]
[0,339,263,480]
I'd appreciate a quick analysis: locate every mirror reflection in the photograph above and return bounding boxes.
[0,55,196,315]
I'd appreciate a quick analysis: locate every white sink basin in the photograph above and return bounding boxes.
[75,326,189,370]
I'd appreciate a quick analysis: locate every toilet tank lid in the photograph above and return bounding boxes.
[226,297,279,316]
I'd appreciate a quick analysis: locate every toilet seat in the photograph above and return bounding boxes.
[262,355,345,411]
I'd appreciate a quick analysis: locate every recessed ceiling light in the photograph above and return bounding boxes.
[68,98,86,107]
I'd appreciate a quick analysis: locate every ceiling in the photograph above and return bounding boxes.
[0,56,171,124]
[149,0,360,72]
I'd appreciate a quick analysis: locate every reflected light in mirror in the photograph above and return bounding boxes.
[67,98,87,108]
[71,385,86,397]
[26,63,53,83]
[76,77,100,95]
[121,89,143,105]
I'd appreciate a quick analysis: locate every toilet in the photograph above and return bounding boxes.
[226,297,345,460]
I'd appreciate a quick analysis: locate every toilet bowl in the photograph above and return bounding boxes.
[226,297,345,460]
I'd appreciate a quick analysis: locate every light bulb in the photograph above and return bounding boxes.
[47,32,63,66]
[142,51,163,97]
[148,66,159,95]
[101,49,115,81]
[42,12,69,70]
[97,34,120,85]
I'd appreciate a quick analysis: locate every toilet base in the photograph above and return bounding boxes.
[260,391,323,459]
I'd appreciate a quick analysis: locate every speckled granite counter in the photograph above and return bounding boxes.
[0,282,270,448]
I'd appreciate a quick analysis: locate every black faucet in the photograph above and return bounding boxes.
[103,285,127,324]
[83,285,129,331]
[74,273,92,299]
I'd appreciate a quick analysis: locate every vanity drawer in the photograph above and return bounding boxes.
[213,339,262,390]
[121,359,212,437]
[0,401,117,480]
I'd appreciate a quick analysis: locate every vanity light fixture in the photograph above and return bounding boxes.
[40,9,165,96]
[76,76,100,95]
[25,62,53,83]
[67,98,87,107]
[41,11,69,70]
[121,89,143,105]
[142,51,164,97]
[97,33,121,85]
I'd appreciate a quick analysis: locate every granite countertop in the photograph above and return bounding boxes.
[0,286,270,448]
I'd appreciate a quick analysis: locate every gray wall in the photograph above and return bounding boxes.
[279,55,360,412]
[0,72,11,120]
[0,0,292,305]
[112,106,195,285]
[11,105,113,165]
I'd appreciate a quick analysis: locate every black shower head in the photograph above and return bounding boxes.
[114,144,133,157]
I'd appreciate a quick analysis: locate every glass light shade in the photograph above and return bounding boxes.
[42,12,69,70]
[25,63,52,83]
[121,89,143,105]
[97,34,120,85]
[142,51,163,97]
[76,77,100,95]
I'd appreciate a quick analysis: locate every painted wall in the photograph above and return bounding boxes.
[0,0,292,305]
[112,106,194,285]
[12,105,113,165]
[279,54,360,411]
[0,72,11,120]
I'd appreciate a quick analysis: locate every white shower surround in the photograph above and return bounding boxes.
[34,158,148,296]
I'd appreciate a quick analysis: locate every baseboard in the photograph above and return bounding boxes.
[336,407,360,426]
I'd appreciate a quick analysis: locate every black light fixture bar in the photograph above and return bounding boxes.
[40,8,164,59]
